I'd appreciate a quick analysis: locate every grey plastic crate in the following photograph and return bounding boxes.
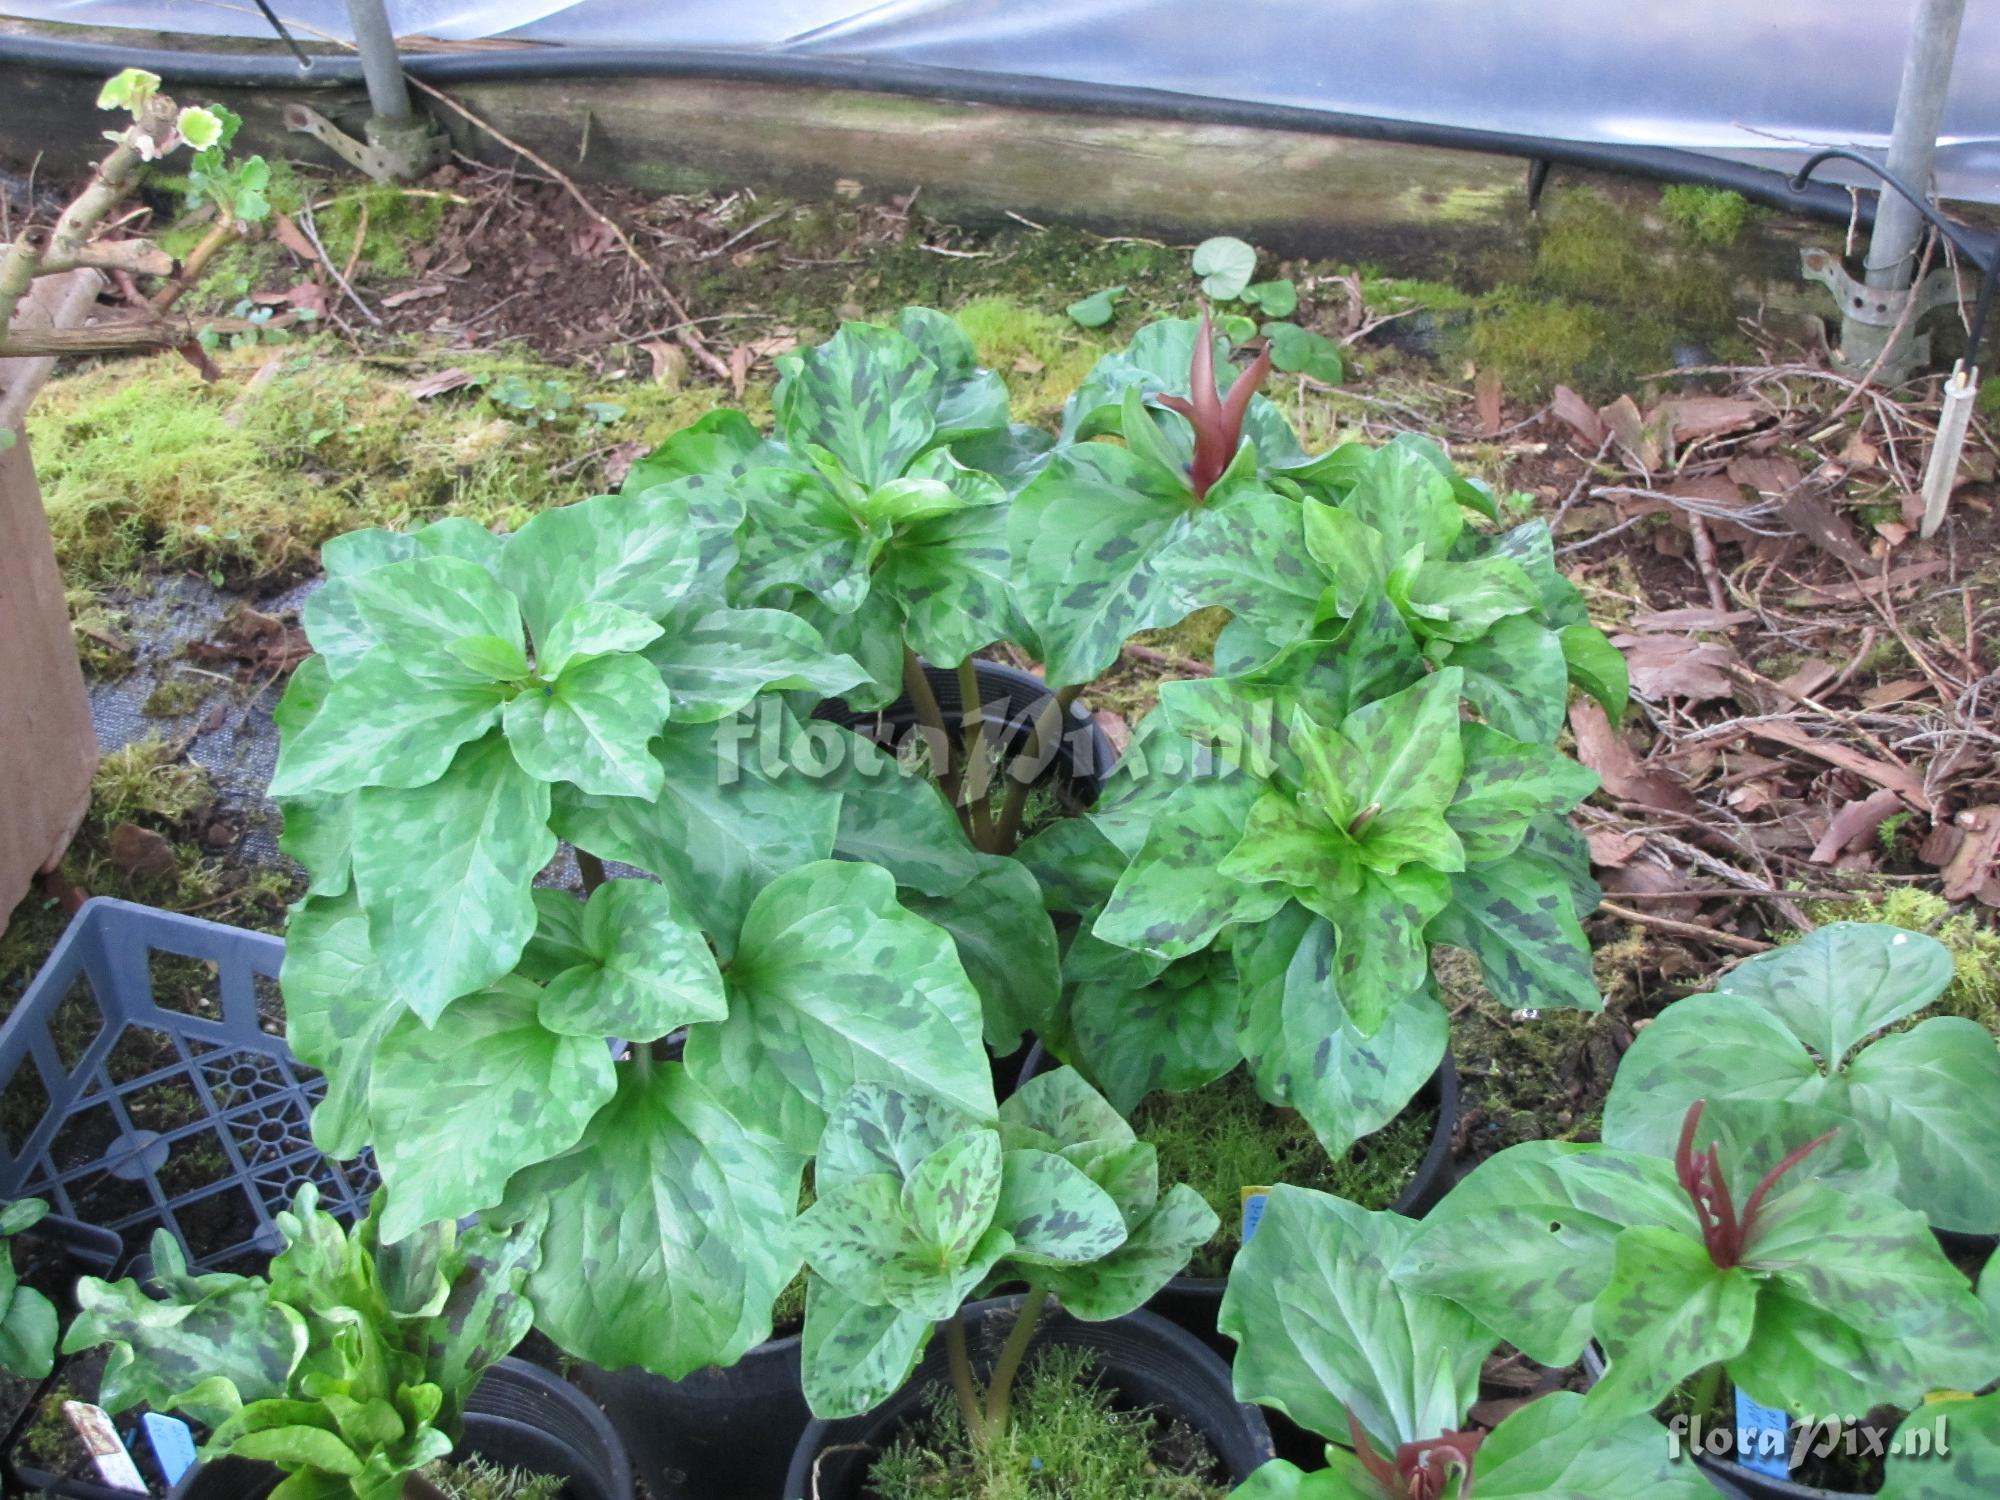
[0,898,376,1274]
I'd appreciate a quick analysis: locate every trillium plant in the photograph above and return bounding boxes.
[791,1069,1216,1433]
[1392,1099,2000,1423]
[63,1187,542,1500]
[269,300,1617,1395]
[0,1199,59,1379]
[1218,1186,1720,1499]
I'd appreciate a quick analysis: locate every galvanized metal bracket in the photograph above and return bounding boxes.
[1801,245,1965,376]
[283,103,446,185]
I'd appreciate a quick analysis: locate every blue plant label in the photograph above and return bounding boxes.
[1734,1388,1791,1478]
[142,1412,198,1485]
[1240,1186,1270,1243]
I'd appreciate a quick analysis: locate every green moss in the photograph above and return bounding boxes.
[1660,185,1750,248]
[314,184,449,279]
[141,677,208,718]
[28,346,739,587]
[17,1381,78,1469]
[422,1456,563,1500]
[1467,290,1620,400]
[1980,375,2000,418]
[65,587,134,679]
[92,738,212,828]
[1132,1068,1434,1278]
[868,1344,1233,1500]
[952,296,1109,427]
[1800,888,2000,1031]
[1356,271,1476,314]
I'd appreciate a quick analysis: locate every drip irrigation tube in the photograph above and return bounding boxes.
[5,29,1997,255]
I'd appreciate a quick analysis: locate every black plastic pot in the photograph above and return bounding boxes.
[815,658,1117,806]
[1017,1042,1460,1351]
[166,1358,631,1500]
[572,1331,806,1500]
[783,1295,1274,1500]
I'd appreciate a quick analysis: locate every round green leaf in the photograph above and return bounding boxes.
[1191,236,1258,299]
[1262,321,1344,383]
[1067,287,1125,328]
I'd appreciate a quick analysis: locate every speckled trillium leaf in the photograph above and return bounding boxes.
[503,1063,803,1378]
[682,860,995,1155]
[643,604,865,722]
[1062,941,1243,1112]
[271,656,354,896]
[992,1149,1127,1267]
[1433,614,1570,744]
[1428,833,1602,1015]
[1446,723,1599,864]
[1877,1390,2000,1500]
[269,651,508,798]
[1603,925,2000,1233]
[1154,481,1319,633]
[64,1236,304,1421]
[1469,1390,1725,1500]
[279,892,403,1159]
[368,976,616,1242]
[1234,909,1445,1157]
[904,859,1060,1053]
[425,1204,546,1428]
[1391,1141,1695,1367]
[799,1275,931,1419]
[551,712,840,957]
[775,322,940,488]
[502,650,674,799]
[351,733,556,1022]
[897,306,1012,445]
[495,484,707,647]
[533,878,725,1043]
[1219,1188,1490,1454]
[1008,441,1198,688]
[870,465,1018,669]
[1585,1225,1758,1416]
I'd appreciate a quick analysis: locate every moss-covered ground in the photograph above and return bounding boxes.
[1132,1068,1434,1278]
[868,1344,1233,1500]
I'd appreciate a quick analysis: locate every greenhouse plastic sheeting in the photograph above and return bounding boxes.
[7,0,2000,202]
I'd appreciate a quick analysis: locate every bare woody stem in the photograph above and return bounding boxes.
[982,1283,1051,1439]
[991,686,1080,856]
[942,1314,987,1448]
[149,220,240,313]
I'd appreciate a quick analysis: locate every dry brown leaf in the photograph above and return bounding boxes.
[1474,369,1504,437]
[1550,385,1607,446]
[1786,560,1947,605]
[1940,806,2000,902]
[1569,700,1698,813]
[1810,789,1906,864]
[1775,659,1838,702]
[381,282,449,309]
[1612,634,1738,702]
[271,212,318,262]
[109,822,177,880]
[1660,395,1765,444]
[1092,709,1131,756]
[729,344,752,400]
[1631,607,1755,632]
[1585,829,1647,867]
[1598,394,1657,470]
[640,340,686,390]
[1861,677,1929,708]
[1745,721,1930,812]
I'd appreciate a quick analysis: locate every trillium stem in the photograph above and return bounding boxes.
[957,658,995,848]
[402,1472,453,1500]
[903,647,965,827]
[1689,1363,1724,1425]
[991,686,1079,856]
[943,1314,987,1447]
[983,1283,1051,1439]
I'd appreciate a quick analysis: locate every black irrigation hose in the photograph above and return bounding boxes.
[4,29,1990,243]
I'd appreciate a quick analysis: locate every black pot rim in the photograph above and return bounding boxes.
[1016,1042,1461,1297]
[782,1293,1273,1499]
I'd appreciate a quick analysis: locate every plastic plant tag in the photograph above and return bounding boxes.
[1733,1388,1791,1478]
[62,1401,146,1492]
[141,1412,198,1485]
[1241,1186,1271,1243]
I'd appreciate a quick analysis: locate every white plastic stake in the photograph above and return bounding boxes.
[62,1401,147,1492]
[1920,359,1978,538]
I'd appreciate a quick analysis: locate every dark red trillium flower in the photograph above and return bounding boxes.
[1153,301,1273,501]
[1675,1099,1836,1269]
[1350,1411,1483,1500]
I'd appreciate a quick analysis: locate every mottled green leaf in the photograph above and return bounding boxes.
[1711,922,1954,1069]
[1009,442,1195,687]
[1428,845,1601,1015]
[1447,722,1599,863]
[1392,1142,1694,1366]
[1220,1188,1489,1451]
[368,978,615,1241]
[620,408,789,491]
[1586,1226,1757,1417]
[1475,1389,1723,1500]
[517,889,592,982]
[551,712,839,955]
[834,762,980,899]
[874,486,1018,667]
[535,878,726,1042]
[497,484,707,646]
[1095,769,1286,959]
[1013,815,1129,916]
[905,859,1061,1053]
[993,1148,1128,1266]
[684,860,995,1155]
[351,734,555,1023]
[502,652,672,799]
[816,1082,977,1188]
[1326,867,1452,1032]
[1158,483,1319,629]
[535,601,663,678]
[331,555,524,676]
[1438,615,1570,745]
[1040,1182,1216,1320]
[1302,500,1393,620]
[644,605,864,721]
[1841,1019,2000,1233]
[1560,624,1630,719]
[280,893,403,1159]
[1396,554,1541,644]
[1064,944,1242,1112]
[1876,1390,2000,1499]
[775,322,939,487]
[1236,908,1447,1156]
[503,1063,803,1378]
[269,654,506,798]
[732,466,878,612]
[1342,442,1463,560]
[798,1275,931,1419]
[897,307,1012,444]
[1232,1455,1381,1500]
[1261,322,1344,383]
